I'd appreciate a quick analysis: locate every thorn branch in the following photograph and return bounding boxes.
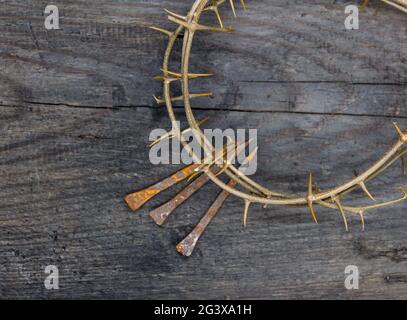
[307,173,318,224]
[133,0,407,256]
[204,4,224,28]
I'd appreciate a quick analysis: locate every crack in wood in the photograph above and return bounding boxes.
[1,101,407,120]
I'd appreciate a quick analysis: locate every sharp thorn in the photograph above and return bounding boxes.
[333,197,348,231]
[307,199,318,224]
[196,116,210,127]
[190,92,213,99]
[186,72,203,79]
[153,95,164,105]
[393,122,407,143]
[153,75,177,83]
[359,181,375,201]
[164,9,187,21]
[243,200,251,227]
[307,173,318,224]
[359,211,365,231]
[229,0,237,17]
[308,173,313,196]
[214,7,224,28]
[204,5,225,28]
[149,26,173,37]
[159,69,179,78]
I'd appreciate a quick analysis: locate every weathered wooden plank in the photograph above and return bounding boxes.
[0,0,405,110]
[0,0,406,299]
[0,103,406,299]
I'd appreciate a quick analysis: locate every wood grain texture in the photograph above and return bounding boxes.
[0,0,406,299]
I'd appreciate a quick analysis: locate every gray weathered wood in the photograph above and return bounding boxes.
[0,0,406,299]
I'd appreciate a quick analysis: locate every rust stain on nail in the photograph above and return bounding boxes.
[124,163,199,211]
[149,166,222,225]
[124,189,161,211]
[176,179,238,257]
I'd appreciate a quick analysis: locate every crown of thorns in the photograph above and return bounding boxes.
[125,0,407,256]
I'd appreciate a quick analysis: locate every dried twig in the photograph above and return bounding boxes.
[149,0,407,232]
[126,1,406,255]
